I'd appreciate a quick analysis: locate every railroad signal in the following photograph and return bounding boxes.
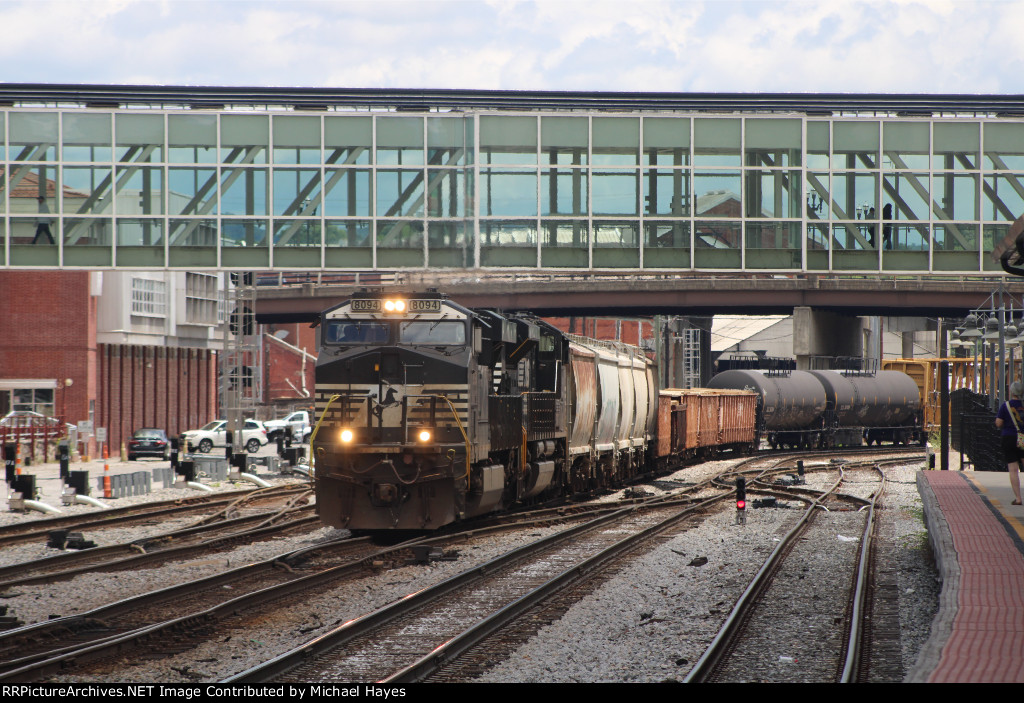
[736,477,747,525]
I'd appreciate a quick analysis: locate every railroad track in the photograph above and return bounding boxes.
[0,483,312,548]
[684,457,893,683]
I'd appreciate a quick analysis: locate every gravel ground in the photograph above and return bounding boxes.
[478,458,939,683]
[0,455,940,683]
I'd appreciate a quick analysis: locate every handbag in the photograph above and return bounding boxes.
[1008,403,1024,450]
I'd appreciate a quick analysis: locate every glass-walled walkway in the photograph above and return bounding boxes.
[1,106,1021,273]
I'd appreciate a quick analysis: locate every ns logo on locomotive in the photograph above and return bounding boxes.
[311,290,923,531]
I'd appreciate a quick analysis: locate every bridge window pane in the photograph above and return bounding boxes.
[5,166,58,219]
[480,116,537,165]
[983,175,1024,220]
[428,117,471,166]
[593,117,638,166]
[168,167,218,215]
[540,220,587,267]
[593,171,638,215]
[541,169,586,216]
[831,223,876,251]
[0,219,5,265]
[644,117,689,167]
[806,172,829,221]
[934,122,978,170]
[481,170,537,216]
[644,170,690,217]
[694,119,740,167]
[221,168,267,216]
[63,217,112,265]
[222,219,269,268]
[377,117,424,166]
[271,115,318,164]
[8,217,56,265]
[63,113,112,162]
[116,218,165,267]
[0,113,4,160]
[376,220,424,267]
[221,115,267,164]
[830,172,878,220]
[694,220,740,268]
[167,218,217,267]
[274,168,321,217]
[745,119,800,167]
[168,115,217,163]
[643,222,690,268]
[427,221,471,267]
[881,223,929,272]
[806,223,829,270]
[983,224,1011,271]
[481,220,538,266]
[325,116,371,165]
[426,169,466,218]
[10,112,57,161]
[114,165,163,215]
[541,116,587,166]
[984,123,1024,171]
[883,122,929,170]
[116,114,163,162]
[882,173,929,220]
[63,166,114,214]
[934,224,978,251]
[932,173,978,220]
[324,219,372,268]
[934,224,979,271]
[833,121,878,169]
[273,218,321,268]
[832,223,879,270]
[376,169,424,217]
[593,221,639,267]
[745,222,801,269]
[807,121,829,170]
[745,170,800,218]
[694,172,741,217]
[323,168,371,217]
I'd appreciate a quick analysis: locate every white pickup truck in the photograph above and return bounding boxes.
[263,410,312,443]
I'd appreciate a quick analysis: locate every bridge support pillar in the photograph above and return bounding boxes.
[793,307,863,370]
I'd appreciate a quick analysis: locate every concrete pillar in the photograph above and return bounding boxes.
[793,307,864,370]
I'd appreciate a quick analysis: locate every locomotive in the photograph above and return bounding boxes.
[312,289,664,530]
[311,290,922,531]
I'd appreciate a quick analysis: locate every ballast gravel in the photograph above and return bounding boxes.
[0,457,940,683]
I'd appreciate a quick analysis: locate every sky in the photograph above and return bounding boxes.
[1,0,1021,94]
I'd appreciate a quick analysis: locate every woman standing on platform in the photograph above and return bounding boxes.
[995,381,1024,505]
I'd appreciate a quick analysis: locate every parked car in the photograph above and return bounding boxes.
[182,419,268,454]
[127,428,170,461]
[263,410,312,443]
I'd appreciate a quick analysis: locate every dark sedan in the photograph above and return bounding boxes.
[127,428,170,460]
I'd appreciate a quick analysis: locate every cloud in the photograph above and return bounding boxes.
[0,0,1019,94]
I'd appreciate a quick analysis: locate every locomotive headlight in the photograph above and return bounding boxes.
[340,429,354,443]
[417,429,432,443]
[383,299,406,313]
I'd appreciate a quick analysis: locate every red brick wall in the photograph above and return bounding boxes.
[99,344,218,446]
[263,333,315,403]
[543,317,653,347]
[0,271,95,429]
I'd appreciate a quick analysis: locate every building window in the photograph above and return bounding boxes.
[131,277,168,317]
[185,272,219,326]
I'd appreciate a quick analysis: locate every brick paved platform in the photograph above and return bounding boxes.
[911,469,1024,683]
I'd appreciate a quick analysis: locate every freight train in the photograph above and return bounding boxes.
[311,290,921,531]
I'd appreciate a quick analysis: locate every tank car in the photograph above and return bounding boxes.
[706,368,922,448]
[312,290,656,530]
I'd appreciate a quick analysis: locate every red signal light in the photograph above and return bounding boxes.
[736,499,746,510]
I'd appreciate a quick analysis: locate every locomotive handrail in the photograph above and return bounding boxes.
[435,394,471,488]
[309,393,341,474]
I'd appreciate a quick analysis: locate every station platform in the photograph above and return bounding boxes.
[912,466,1024,683]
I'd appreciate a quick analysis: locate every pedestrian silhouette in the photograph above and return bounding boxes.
[32,196,54,245]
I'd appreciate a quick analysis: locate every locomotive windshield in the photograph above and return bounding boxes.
[324,321,390,344]
[399,320,466,345]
